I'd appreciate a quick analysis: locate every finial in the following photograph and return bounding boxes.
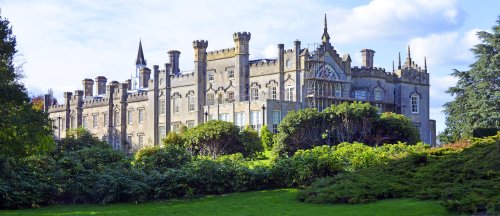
[392,61,395,73]
[407,44,412,65]
[321,14,331,44]
[398,52,401,69]
[424,56,427,71]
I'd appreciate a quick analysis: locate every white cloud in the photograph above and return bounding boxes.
[329,0,465,43]
[409,29,481,67]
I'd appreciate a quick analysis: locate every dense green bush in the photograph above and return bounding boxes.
[183,120,243,158]
[133,145,191,171]
[298,134,500,215]
[260,125,274,151]
[239,126,264,158]
[371,112,420,145]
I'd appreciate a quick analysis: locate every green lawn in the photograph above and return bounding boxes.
[0,189,451,216]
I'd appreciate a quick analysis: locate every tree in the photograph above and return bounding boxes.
[183,120,243,158]
[440,17,500,143]
[0,12,54,156]
[260,125,273,151]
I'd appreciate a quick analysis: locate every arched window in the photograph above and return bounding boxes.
[411,94,420,114]
[374,87,383,101]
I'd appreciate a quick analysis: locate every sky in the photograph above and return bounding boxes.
[1,0,499,134]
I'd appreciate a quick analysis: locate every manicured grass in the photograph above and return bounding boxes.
[0,189,451,216]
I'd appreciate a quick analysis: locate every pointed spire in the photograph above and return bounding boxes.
[136,39,146,66]
[398,52,401,69]
[424,56,427,71]
[392,61,395,73]
[321,14,330,44]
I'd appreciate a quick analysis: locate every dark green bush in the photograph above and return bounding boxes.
[133,145,191,171]
[298,134,500,215]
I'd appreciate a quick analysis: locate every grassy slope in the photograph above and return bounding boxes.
[0,189,450,216]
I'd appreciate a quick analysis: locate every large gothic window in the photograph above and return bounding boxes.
[374,87,383,101]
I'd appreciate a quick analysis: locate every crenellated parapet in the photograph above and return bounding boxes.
[207,47,236,60]
[352,66,399,82]
[249,59,277,68]
[126,91,148,102]
[47,104,66,112]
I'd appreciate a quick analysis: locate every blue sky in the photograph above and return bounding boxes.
[1,0,499,134]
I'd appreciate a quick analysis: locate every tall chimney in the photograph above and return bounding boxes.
[82,78,94,97]
[95,76,107,95]
[139,67,151,88]
[361,49,375,68]
[168,50,181,75]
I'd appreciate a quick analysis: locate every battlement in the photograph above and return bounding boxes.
[233,31,251,41]
[48,104,66,112]
[249,59,277,68]
[284,49,294,53]
[127,91,148,102]
[352,66,399,81]
[193,40,208,49]
[207,47,236,60]
[82,97,109,108]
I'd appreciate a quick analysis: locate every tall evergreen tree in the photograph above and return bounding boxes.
[0,10,54,156]
[439,16,500,143]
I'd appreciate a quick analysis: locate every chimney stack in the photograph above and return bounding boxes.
[361,49,375,68]
[139,67,151,88]
[82,78,94,97]
[95,76,107,95]
[168,50,181,75]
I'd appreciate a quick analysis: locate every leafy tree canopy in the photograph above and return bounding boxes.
[439,17,500,143]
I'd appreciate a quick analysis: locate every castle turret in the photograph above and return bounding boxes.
[233,32,251,101]
[193,40,208,123]
[361,49,375,68]
[168,50,181,75]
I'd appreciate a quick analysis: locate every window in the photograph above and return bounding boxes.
[251,88,259,101]
[272,110,281,133]
[160,99,165,115]
[285,84,294,101]
[127,135,132,146]
[172,122,180,132]
[269,86,277,100]
[93,114,98,128]
[375,103,382,114]
[208,71,214,81]
[138,109,144,123]
[187,121,195,129]
[235,112,245,131]
[317,84,323,96]
[138,134,144,149]
[227,91,235,102]
[188,95,195,111]
[173,97,180,114]
[103,113,108,127]
[207,93,215,105]
[411,95,419,114]
[61,118,65,130]
[374,88,383,101]
[128,110,133,124]
[82,116,88,129]
[217,93,223,104]
[227,69,234,79]
[114,111,120,126]
[354,90,367,100]
[250,111,262,132]
[219,113,229,122]
[159,126,166,140]
[71,116,76,128]
[335,83,342,97]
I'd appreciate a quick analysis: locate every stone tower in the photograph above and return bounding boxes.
[233,32,251,102]
[193,40,208,124]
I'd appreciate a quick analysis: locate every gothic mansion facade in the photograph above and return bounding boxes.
[45,18,437,151]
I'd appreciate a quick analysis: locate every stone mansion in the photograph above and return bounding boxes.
[44,16,437,152]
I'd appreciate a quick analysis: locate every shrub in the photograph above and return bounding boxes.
[239,126,264,158]
[184,120,243,158]
[163,131,185,147]
[371,112,420,146]
[133,145,191,171]
[260,125,274,151]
